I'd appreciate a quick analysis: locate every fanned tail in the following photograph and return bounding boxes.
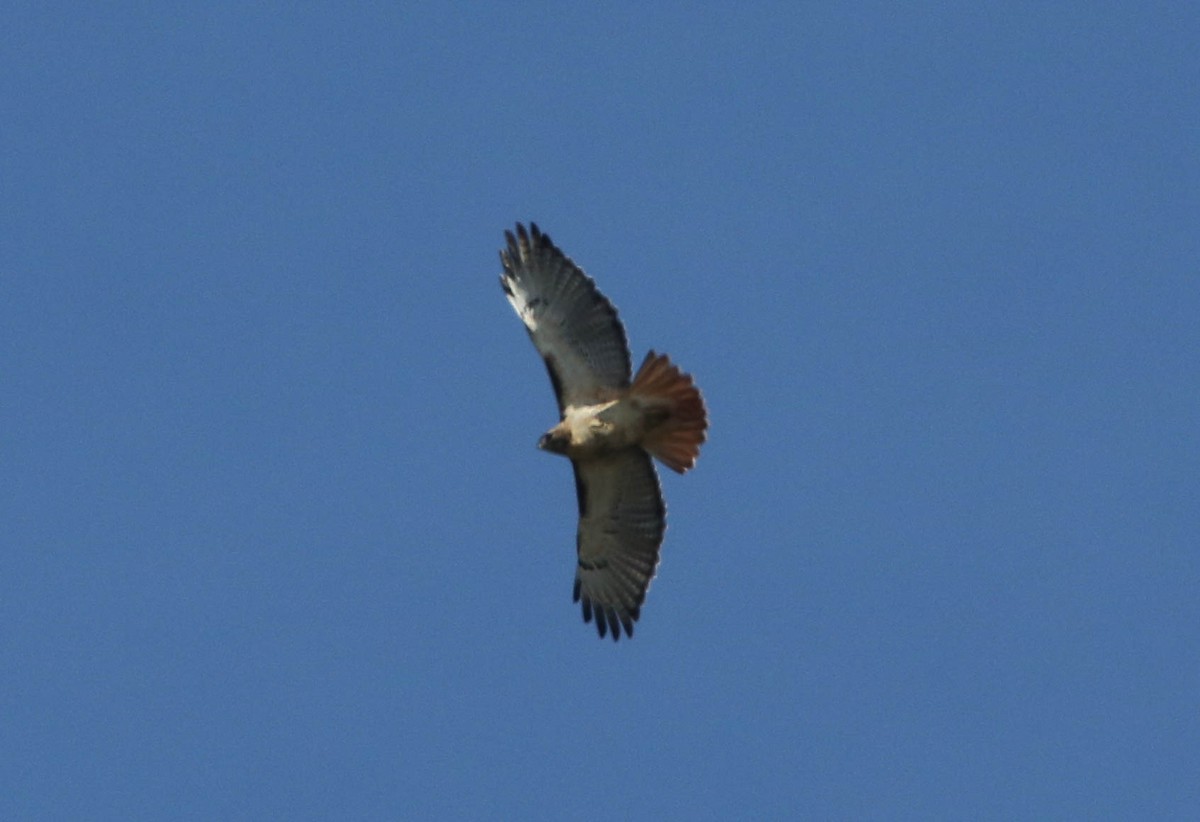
[631,351,708,474]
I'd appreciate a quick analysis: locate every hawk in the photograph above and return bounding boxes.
[499,223,708,641]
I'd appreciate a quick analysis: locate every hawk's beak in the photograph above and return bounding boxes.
[538,432,567,454]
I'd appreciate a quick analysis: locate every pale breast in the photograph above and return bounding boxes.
[563,398,652,457]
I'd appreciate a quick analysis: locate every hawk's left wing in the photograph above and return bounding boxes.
[571,449,666,641]
[500,223,631,413]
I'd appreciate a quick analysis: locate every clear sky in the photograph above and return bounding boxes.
[4,4,1198,819]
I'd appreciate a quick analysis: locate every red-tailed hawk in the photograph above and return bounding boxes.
[500,223,708,641]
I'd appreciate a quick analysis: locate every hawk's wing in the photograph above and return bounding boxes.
[571,449,666,641]
[500,223,631,412]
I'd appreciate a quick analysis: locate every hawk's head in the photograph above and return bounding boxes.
[538,430,570,455]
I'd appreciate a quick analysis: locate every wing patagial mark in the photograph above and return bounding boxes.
[542,353,567,415]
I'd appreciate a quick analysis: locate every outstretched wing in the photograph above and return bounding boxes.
[500,223,632,412]
[571,449,666,641]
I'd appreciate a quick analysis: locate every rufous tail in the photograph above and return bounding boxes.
[630,350,708,474]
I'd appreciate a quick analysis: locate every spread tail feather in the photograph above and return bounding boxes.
[631,351,708,474]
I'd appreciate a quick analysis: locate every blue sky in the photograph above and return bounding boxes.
[3,4,1198,819]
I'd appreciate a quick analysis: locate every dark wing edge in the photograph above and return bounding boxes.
[499,223,632,413]
[571,449,666,642]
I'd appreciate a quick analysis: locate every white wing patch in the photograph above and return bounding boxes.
[504,282,544,332]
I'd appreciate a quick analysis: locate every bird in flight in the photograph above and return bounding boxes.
[500,223,708,641]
